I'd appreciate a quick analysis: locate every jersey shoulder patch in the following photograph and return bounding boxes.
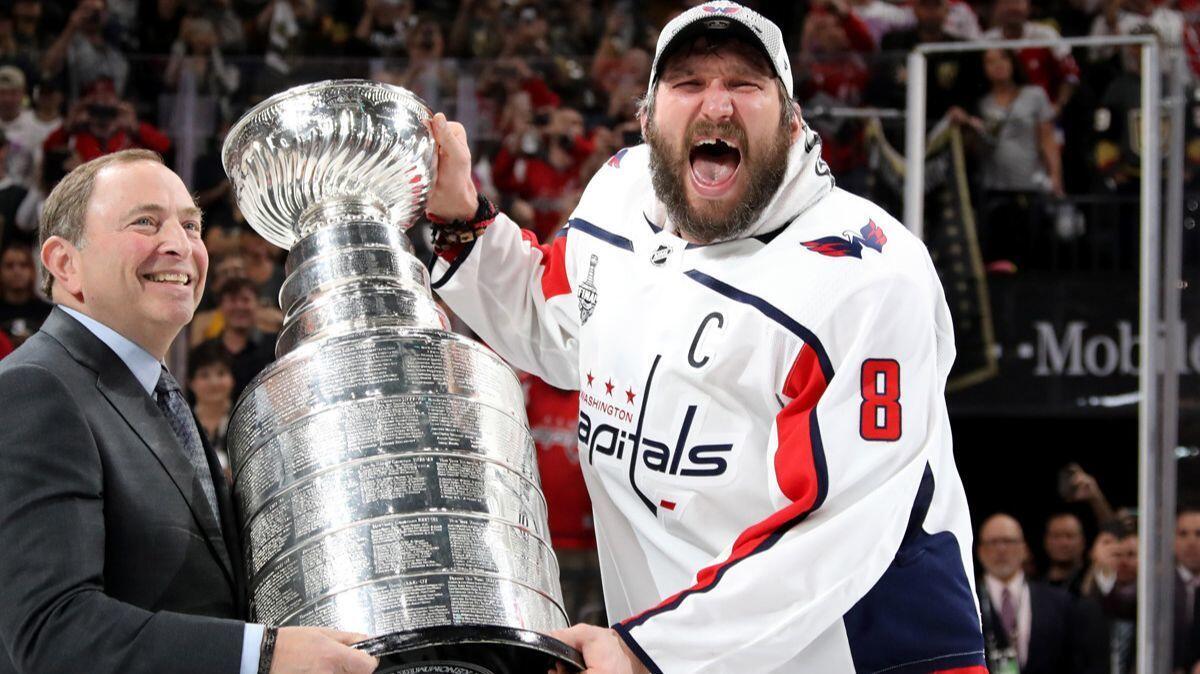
[801,219,887,259]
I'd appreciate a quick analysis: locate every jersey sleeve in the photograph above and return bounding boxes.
[430,214,582,390]
[614,269,956,672]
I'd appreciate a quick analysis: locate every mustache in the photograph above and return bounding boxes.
[684,120,747,151]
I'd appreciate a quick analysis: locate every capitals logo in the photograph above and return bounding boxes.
[702,4,740,13]
[801,219,887,259]
[606,148,629,168]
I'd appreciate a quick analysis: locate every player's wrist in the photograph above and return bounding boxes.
[429,193,498,261]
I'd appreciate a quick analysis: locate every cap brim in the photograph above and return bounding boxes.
[654,17,778,86]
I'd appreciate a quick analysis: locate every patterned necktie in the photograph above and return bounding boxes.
[1000,587,1018,640]
[154,367,219,520]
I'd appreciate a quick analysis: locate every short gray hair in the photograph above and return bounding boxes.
[39,149,164,296]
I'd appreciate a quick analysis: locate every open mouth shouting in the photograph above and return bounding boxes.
[688,135,742,198]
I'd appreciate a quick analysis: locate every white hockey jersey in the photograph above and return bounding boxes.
[431,127,986,673]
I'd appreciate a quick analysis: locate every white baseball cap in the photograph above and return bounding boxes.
[647,1,793,100]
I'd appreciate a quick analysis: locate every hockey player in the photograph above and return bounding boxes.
[424,2,985,672]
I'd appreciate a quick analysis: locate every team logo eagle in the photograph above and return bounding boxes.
[801,220,887,259]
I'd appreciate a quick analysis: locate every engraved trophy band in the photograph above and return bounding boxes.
[222,80,583,673]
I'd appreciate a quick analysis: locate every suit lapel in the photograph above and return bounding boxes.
[41,309,238,589]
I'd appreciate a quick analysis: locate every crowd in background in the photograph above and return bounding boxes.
[0,0,1194,671]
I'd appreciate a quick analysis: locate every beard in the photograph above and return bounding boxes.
[645,115,791,244]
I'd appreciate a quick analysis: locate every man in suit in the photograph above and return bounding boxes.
[977,513,1106,674]
[0,149,377,674]
[1175,508,1200,671]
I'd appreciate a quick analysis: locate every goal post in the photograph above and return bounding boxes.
[902,34,1181,674]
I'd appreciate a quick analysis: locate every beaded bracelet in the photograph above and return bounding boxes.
[257,626,279,674]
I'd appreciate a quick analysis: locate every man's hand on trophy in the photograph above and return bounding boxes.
[549,624,649,674]
[426,112,478,222]
[425,112,499,259]
[269,626,379,673]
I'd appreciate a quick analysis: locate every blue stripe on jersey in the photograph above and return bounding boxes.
[682,269,834,382]
[612,623,665,674]
[843,464,986,673]
[567,218,635,251]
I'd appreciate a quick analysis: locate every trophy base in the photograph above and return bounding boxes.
[358,625,584,674]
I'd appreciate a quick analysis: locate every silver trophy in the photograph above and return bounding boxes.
[222,80,583,674]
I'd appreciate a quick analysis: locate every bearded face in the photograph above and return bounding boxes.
[644,39,796,243]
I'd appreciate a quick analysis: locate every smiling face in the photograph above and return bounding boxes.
[51,160,207,356]
[644,35,797,243]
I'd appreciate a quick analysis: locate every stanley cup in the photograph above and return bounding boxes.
[221,80,583,673]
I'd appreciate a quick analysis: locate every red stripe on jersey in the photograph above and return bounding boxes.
[933,668,988,674]
[776,345,828,503]
[620,344,830,629]
[519,229,572,300]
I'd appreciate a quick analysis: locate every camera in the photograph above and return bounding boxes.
[87,103,118,120]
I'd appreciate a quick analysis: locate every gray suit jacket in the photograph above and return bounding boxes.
[0,308,248,673]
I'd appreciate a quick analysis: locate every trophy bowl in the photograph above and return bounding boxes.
[222,80,583,674]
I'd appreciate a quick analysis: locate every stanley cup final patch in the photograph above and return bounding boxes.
[578,254,599,325]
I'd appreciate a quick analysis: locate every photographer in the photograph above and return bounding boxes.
[40,0,128,103]
[42,78,169,162]
[491,105,594,241]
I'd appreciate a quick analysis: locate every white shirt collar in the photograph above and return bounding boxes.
[59,305,163,395]
[985,571,1026,598]
[1181,565,1199,584]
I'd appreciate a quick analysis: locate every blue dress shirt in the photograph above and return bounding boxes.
[58,306,265,674]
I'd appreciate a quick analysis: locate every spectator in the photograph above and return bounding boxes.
[1089,0,1192,76]
[968,48,1063,271]
[163,16,240,181]
[797,2,876,192]
[374,16,454,112]
[866,0,986,127]
[17,79,63,165]
[0,132,30,249]
[976,513,1105,674]
[1083,520,1138,673]
[43,78,171,163]
[11,0,46,68]
[353,0,413,58]
[196,276,277,402]
[137,0,187,55]
[983,0,1080,119]
[491,105,594,241]
[1042,512,1088,596]
[1060,463,1117,526]
[523,373,603,625]
[448,0,507,59]
[255,0,317,84]
[0,243,50,346]
[187,340,236,481]
[203,0,246,54]
[0,9,37,90]
[239,231,285,311]
[1177,508,1200,671]
[0,66,37,185]
[41,0,130,102]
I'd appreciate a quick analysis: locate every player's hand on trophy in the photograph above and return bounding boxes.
[270,626,378,673]
[549,624,648,674]
[426,112,478,222]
